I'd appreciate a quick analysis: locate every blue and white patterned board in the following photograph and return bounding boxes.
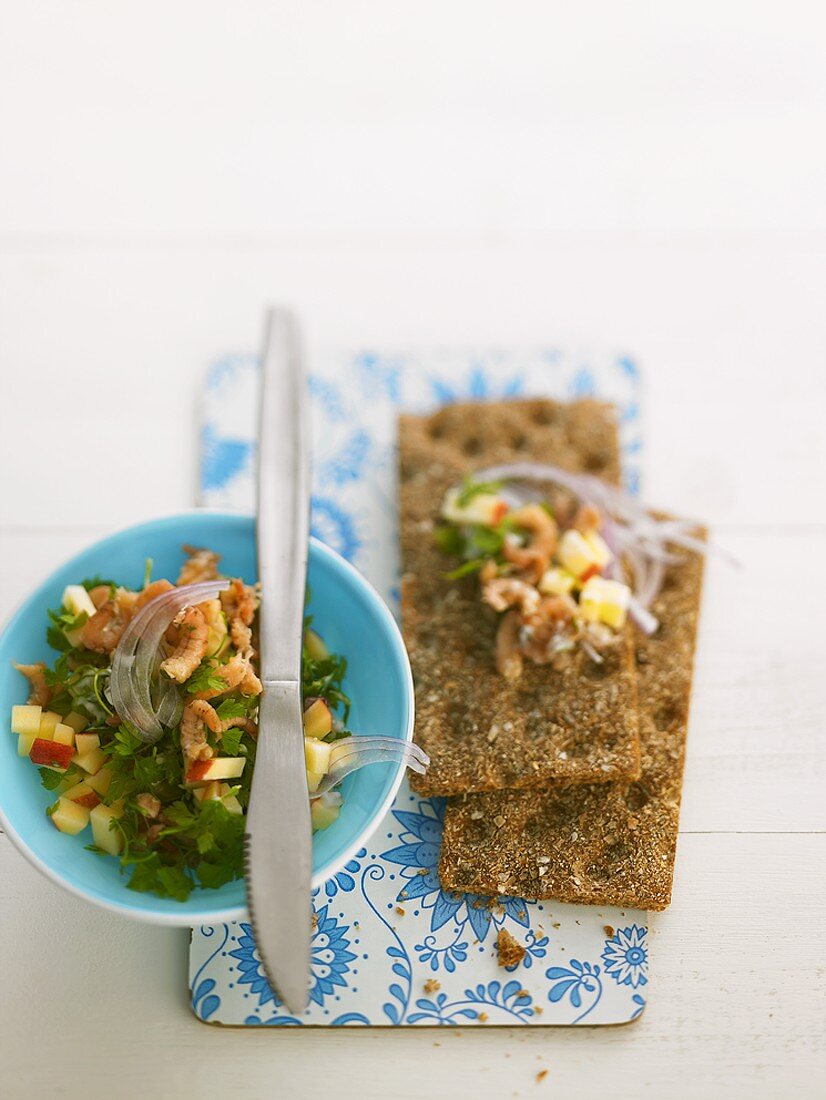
[190,349,649,1027]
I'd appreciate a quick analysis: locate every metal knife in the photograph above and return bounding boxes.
[245,307,312,1014]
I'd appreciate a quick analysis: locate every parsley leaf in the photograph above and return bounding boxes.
[456,476,504,507]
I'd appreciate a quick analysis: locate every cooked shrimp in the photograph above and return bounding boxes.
[178,545,221,586]
[220,578,259,652]
[482,577,541,615]
[134,579,174,611]
[160,605,208,683]
[136,793,162,819]
[495,610,523,681]
[88,585,113,610]
[180,699,219,761]
[520,595,577,664]
[80,604,125,653]
[239,660,263,697]
[193,652,248,700]
[13,662,52,706]
[573,503,602,533]
[502,504,558,583]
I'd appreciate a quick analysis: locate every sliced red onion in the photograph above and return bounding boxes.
[111,580,230,742]
[473,461,720,616]
[312,736,430,797]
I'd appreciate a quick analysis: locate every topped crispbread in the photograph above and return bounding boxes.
[399,398,641,796]
[437,534,705,911]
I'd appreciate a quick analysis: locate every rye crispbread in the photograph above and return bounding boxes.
[399,398,640,796]
[438,536,705,910]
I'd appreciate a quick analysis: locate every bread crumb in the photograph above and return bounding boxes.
[496,928,526,968]
[424,978,441,994]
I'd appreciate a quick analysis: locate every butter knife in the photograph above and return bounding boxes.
[244,307,312,1013]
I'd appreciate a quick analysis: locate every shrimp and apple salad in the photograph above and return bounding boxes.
[9,546,351,901]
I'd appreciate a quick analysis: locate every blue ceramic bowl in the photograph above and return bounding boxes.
[0,512,414,925]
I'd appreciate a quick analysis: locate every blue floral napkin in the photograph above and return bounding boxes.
[190,349,648,1027]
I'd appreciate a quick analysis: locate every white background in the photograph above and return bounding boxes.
[1,2,825,1097]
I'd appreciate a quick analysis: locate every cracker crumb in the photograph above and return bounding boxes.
[477,1011,489,1023]
[311,913,318,930]
[395,906,405,916]
[604,924,615,937]
[533,1005,543,1015]
[537,1069,548,1083]
[424,979,441,994]
[552,922,561,929]
[496,928,526,968]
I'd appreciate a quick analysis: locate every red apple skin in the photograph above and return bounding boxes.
[579,564,601,583]
[186,761,211,783]
[73,792,101,809]
[29,738,73,771]
[492,501,509,523]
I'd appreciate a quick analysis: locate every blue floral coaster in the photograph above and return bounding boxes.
[190,348,649,1027]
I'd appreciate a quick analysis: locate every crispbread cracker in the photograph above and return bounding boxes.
[399,398,640,796]
[438,536,705,910]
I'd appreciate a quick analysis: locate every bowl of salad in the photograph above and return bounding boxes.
[0,512,415,925]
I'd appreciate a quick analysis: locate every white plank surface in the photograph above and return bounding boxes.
[1,3,825,1097]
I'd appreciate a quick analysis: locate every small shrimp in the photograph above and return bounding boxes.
[495,610,523,681]
[573,503,602,533]
[482,577,541,615]
[502,504,558,583]
[180,699,219,761]
[520,595,577,664]
[134,578,174,611]
[193,652,249,700]
[178,545,221,586]
[160,605,208,683]
[220,578,259,652]
[80,603,126,653]
[239,660,263,697]
[88,585,113,610]
[136,793,161,819]
[13,662,52,706]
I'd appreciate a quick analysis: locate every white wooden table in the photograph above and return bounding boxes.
[1,4,824,1096]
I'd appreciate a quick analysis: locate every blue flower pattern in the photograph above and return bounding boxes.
[192,348,648,1026]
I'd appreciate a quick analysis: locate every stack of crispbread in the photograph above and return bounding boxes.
[398,399,704,911]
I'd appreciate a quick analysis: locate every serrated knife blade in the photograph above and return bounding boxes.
[244,307,312,1014]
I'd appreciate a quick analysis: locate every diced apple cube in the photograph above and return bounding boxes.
[17,734,37,757]
[557,529,600,578]
[193,780,222,803]
[579,576,632,630]
[90,803,123,856]
[62,780,100,809]
[52,723,75,747]
[218,784,244,815]
[72,746,106,775]
[304,629,329,661]
[30,738,73,771]
[185,757,246,784]
[311,792,342,831]
[441,487,509,527]
[11,705,42,737]
[303,698,333,739]
[306,770,324,794]
[63,712,88,733]
[305,736,332,776]
[85,766,113,797]
[51,797,91,835]
[39,711,62,738]
[62,584,97,619]
[74,732,101,755]
[583,530,613,569]
[538,567,576,597]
